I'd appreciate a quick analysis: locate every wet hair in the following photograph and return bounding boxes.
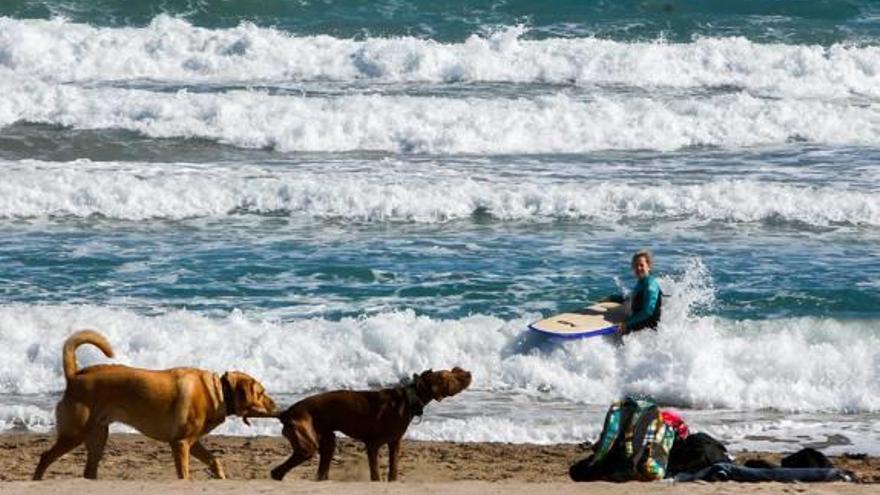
[631,250,653,268]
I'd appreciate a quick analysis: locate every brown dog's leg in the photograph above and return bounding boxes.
[366,442,381,481]
[170,440,192,479]
[316,433,336,481]
[190,441,225,479]
[270,451,312,481]
[83,425,109,479]
[387,438,402,481]
[271,422,318,481]
[33,434,84,480]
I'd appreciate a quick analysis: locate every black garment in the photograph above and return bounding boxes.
[782,448,834,469]
[674,463,852,483]
[569,450,634,482]
[666,432,733,476]
[745,448,835,470]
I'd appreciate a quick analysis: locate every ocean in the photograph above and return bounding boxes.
[0,0,878,455]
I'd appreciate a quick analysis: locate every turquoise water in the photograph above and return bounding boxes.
[3,0,880,44]
[0,1,878,452]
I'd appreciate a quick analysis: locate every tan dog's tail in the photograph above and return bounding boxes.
[63,330,114,381]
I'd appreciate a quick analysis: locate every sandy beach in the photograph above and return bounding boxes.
[1,433,876,494]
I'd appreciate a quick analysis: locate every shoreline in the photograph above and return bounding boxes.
[1,433,876,489]
[2,480,877,495]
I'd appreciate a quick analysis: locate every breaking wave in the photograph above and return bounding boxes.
[2,17,880,98]
[0,160,876,226]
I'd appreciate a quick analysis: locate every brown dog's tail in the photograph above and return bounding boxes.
[62,330,114,381]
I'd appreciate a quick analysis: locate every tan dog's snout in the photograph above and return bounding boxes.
[226,371,278,425]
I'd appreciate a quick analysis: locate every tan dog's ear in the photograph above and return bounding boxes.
[234,377,255,426]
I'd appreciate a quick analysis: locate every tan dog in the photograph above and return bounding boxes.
[33,330,277,480]
[271,367,471,482]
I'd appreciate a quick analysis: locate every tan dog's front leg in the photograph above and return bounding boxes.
[171,440,192,479]
[387,438,402,481]
[191,441,226,479]
[366,443,381,481]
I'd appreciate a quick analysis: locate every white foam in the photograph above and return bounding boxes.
[5,66,880,152]
[708,417,880,456]
[406,416,600,445]
[3,17,880,98]
[0,159,877,226]
[1,262,878,446]
[0,404,54,433]
[0,262,877,412]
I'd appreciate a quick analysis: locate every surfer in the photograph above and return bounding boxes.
[602,250,662,335]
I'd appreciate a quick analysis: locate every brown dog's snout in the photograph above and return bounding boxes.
[426,367,472,400]
[450,367,472,393]
[452,367,472,387]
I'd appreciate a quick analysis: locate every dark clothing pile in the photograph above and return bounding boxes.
[570,396,856,484]
[571,430,854,483]
[674,462,852,483]
[672,444,853,483]
[665,432,733,476]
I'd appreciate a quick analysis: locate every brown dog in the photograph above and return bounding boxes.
[271,367,471,482]
[33,330,277,480]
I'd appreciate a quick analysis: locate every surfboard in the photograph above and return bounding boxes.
[528,302,627,340]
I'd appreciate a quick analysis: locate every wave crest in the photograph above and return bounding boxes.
[2,17,880,97]
[0,160,876,226]
[0,263,876,413]
[3,82,880,153]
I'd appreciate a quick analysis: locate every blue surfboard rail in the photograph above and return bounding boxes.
[527,322,618,340]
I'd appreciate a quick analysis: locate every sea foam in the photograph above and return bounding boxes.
[0,160,876,226]
[0,262,876,413]
[3,17,880,98]
[2,81,880,153]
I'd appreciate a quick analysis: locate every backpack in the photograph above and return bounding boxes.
[589,396,677,481]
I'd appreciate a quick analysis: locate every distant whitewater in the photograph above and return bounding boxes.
[3,18,880,153]
[0,159,877,226]
[2,17,880,97]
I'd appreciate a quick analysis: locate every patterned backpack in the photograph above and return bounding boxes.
[590,395,677,481]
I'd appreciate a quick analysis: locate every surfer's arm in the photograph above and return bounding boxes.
[623,280,660,332]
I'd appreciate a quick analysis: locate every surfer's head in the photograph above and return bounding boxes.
[631,250,652,279]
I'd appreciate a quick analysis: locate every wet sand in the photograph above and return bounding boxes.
[1,433,876,493]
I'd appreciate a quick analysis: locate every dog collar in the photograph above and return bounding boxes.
[220,373,236,417]
[403,382,427,418]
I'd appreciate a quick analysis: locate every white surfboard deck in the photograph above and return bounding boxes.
[528,302,627,339]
